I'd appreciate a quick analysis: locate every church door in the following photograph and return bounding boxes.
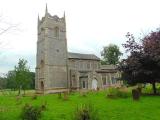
[92,79,98,90]
[40,81,44,91]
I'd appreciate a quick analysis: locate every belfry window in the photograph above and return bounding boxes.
[54,27,59,38]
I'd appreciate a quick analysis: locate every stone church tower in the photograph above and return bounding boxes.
[35,5,68,93]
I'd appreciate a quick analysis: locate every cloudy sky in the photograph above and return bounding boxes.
[0,0,160,74]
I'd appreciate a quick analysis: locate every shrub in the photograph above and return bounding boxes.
[107,87,130,99]
[117,89,130,98]
[73,103,99,120]
[80,91,88,97]
[21,104,42,120]
[107,88,119,99]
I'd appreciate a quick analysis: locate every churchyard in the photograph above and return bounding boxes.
[0,86,160,120]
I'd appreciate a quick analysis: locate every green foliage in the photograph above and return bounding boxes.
[21,104,42,120]
[101,44,122,65]
[4,70,34,90]
[6,71,16,90]
[29,72,35,89]
[14,59,31,95]
[107,87,130,98]
[73,103,99,120]
[0,76,7,89]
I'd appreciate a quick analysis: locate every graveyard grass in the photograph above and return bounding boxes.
[0,90,160,120]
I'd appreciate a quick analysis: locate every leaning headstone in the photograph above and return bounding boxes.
[132,89,140,100]
[63,92,68,100]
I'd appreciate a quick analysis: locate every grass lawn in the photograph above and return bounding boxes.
[0,90,160,120]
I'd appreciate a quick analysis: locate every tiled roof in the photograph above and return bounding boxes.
[68,52,100,60]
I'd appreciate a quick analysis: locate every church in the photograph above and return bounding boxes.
[35,6,122,94]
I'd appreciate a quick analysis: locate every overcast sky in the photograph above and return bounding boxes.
[0,0,160,74]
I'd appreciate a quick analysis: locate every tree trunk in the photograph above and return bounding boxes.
[18,86,21,95]
[152,82,157,94]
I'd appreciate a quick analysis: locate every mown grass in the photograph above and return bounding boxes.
[0,90,160,120]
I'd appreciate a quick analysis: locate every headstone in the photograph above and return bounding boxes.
[132,89,140,100]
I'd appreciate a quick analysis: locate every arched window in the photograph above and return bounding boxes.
[54,27,59,38]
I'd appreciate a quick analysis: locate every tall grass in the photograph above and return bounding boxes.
[73,103,99,120]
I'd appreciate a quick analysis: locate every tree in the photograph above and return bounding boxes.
[0,76,7,89]
[6,71,34,91]
[6,71,16,90]
[14,59,31,95]
[101,44,122,65]
[120,31,160,94]
[29,72,35,89]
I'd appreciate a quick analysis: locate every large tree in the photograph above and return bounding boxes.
[120,31,160,94]
[101,44,122,65]
[14,59,31,95]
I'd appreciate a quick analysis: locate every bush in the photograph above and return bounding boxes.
[80,91,88,97]
[117,89,130,98]
[73,103,99,120]
[21,104,42,120]
[107,88,119,99]
[107,87,130,99]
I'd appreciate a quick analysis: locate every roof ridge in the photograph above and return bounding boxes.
[69,52,95,55]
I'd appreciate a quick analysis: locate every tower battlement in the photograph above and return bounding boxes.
[38,4,65,28]
[40,15,64,23]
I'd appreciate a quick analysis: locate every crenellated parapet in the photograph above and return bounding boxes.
[38,4,65,29]
[39,14,65,25]
[37,5,66,37]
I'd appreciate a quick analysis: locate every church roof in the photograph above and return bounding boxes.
[100,65,117,70]
[68,52,100,61]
